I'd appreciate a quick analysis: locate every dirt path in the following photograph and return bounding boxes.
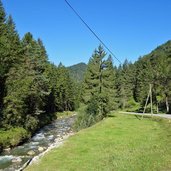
[119,111,171,119]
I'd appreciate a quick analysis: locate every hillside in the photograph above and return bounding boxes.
[68,62,87,82]
[135,40,171,112]
[114,40,171,113]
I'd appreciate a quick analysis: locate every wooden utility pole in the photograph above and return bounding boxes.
[150,84,153,116]
[142,90,150,119]
[142,84,153,119]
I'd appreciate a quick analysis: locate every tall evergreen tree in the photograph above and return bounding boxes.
[45,62,77,113]
[102,55,117,110]
[82,45,106,104]
[3,33,50,131]
[0,0,7,119]
[79,45,116,128]
[115,60,137,110]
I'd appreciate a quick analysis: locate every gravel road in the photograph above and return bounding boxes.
[119,111,171,119]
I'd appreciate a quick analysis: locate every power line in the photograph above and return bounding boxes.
[64,0,122,64]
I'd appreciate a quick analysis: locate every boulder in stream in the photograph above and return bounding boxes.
[4,148,11,152]
[12,157,22,163]
[27,150,35,156]
[38,146,45,152]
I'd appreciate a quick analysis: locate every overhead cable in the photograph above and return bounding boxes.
[64,0,122,64]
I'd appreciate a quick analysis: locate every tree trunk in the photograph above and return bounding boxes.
[156,103,159,114]
[166,96,169,113]
[150,84,153,115]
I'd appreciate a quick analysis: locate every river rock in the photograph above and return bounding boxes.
[4,148,11,152]
[12,157,22,163]
[38,146,44,152]
[27,150,35,156]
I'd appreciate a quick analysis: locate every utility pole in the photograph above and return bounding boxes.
[150,84,153,116]
[142,84,153,119]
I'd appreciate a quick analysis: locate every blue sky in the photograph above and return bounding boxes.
[2,0,171,66]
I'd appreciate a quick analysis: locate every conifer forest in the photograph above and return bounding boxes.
[0,0,171,151]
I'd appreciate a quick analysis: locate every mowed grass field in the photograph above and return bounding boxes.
[26,113,171,171]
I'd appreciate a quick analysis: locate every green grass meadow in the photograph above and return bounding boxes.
[26,113,171,171]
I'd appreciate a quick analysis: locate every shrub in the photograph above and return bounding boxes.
[74,95,108,131]
[126,98,140,112]
[0,127,30,148]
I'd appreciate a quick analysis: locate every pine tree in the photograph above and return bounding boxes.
[102,55,117,110]
[115,60,137,110]
[55,63,75,112]
[80,45,116,127]
[82,45,106,104]
[0,0,5,24]
[134,58,153,105]
[44,63,58,113]
[0,0,7,117]
[45,62,77,113]
[0,9,23,126]
[3,33,50,131]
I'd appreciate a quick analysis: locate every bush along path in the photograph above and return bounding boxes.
[0,115,76,171]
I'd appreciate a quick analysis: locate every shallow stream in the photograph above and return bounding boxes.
[0,115,76,171]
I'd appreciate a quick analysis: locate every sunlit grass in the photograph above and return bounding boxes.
[26,113,171,171]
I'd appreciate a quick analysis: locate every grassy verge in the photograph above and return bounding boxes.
[26,113,171,171]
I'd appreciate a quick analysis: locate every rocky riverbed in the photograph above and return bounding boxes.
[0,115,76,171]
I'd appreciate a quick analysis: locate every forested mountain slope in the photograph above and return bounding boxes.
[116,40,171,113]
[68,62,87,82]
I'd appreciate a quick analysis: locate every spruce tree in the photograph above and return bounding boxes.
[79,45,116,128]
[0,0,7,117]
[82,45,106,104]
[3,33,50,131]
[102,55,117,110]
[55,63,75,112]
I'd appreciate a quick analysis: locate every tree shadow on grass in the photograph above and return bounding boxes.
[107,114,117,118]
[134,114,142,120]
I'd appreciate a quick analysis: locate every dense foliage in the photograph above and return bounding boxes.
[75,46,116,130]
[116,41,171,113]
[0,1,77,149]
[76,42,171,129]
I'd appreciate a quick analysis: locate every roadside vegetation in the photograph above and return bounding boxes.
[26,113,171,171]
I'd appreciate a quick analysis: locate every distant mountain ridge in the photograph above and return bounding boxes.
[68,62,87,82]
